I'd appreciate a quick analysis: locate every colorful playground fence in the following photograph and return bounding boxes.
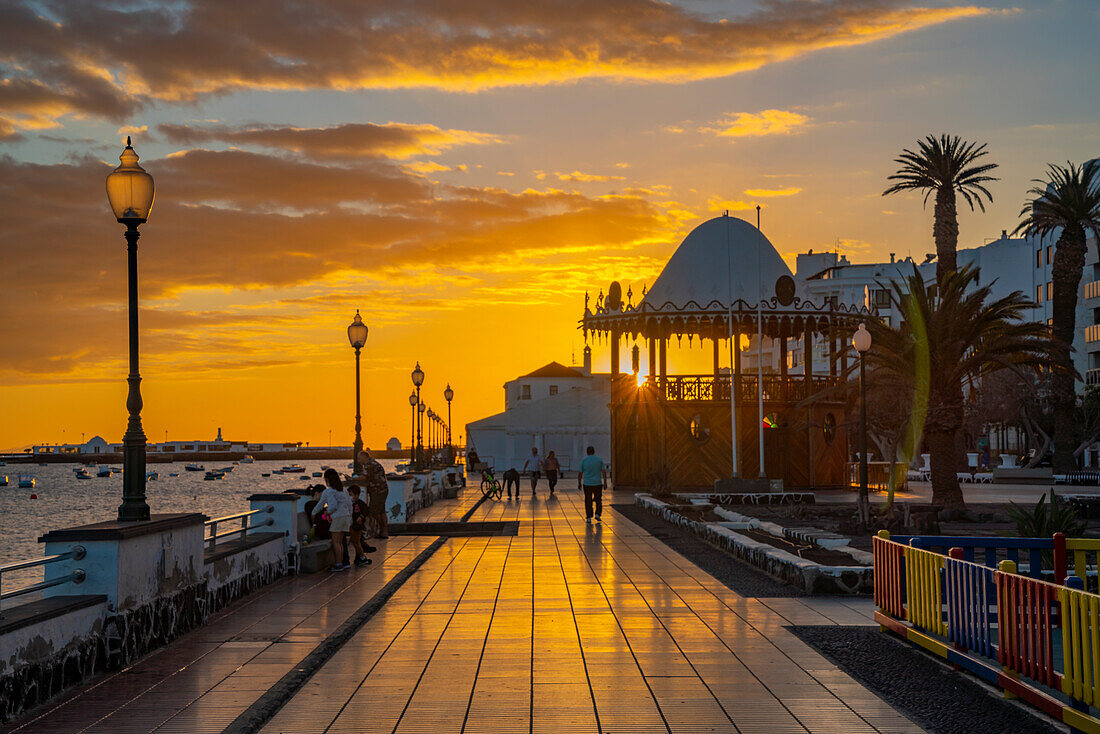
[874,531,1100,733]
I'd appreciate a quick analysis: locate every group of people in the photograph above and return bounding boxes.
[304,451,390,572]
[500,446,608,524]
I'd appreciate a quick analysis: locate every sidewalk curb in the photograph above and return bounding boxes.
[221,493,486,734]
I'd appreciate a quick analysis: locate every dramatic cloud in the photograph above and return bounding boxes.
[0,1,994,131]
[707,110,812,139]
[556,171,627,183]
[744,187,803,197]
[0,149,679,381]
[157,122,500,160]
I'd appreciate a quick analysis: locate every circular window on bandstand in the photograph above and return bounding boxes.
[823,413,837,444]
[689,413,710,442]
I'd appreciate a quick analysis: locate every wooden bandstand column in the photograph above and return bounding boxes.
[829,329,838,378]
[610,329,621,375]
[712,337,721,380]
[648,337,657,380]
[658,337,667,387]
[733,326,742,397]
[805,329,815,487]
[779,334,788,401]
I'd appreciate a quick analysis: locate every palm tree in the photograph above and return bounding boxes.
[866,265,1051,511]
[1016,160,1100,474]
[883,134,999,285]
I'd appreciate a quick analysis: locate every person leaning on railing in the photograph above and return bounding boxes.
[360,449,390,540]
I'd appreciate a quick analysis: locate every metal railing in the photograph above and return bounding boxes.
[204,505,274,551]
[645,374,843,403]
[1085,280,1100,300]
[0,546,87,613]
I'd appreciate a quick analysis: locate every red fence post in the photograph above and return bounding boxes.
[1054,532,1067,585]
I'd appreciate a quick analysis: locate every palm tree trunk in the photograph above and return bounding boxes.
[1051,227,1087,474]
[933,187,959,285]
[927,429,964,511]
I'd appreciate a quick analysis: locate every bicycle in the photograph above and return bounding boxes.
[480,468,503,500]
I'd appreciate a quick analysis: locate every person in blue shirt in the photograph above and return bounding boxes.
[578,446,608,524]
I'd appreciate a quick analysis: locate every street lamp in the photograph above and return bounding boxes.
[412,363,424,467]
[408,391,417,469]
[106,136,155,522]
[427,409,436,454]
[347,310,368,475]
[444,384,454,461]
[853,322,872,525]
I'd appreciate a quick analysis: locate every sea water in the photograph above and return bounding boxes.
[0,458,400,605]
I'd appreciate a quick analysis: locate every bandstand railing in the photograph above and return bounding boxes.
[645,374,842,402]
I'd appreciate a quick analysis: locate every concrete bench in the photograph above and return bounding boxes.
[299,540,334,573]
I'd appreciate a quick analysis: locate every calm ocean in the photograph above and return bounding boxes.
[0,458,400,605]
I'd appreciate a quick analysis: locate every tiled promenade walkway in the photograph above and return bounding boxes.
[6,489,923,734]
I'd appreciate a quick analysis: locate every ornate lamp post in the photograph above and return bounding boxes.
[428,409,436,455]
[417,401,426,466]
[411,362,425,467]
[106,137,155,522]
[408,391,417,468]
[347,311,368,476]
[853,323,872,525]
[444,384,454,461]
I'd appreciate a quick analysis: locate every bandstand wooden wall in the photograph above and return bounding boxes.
[609,375,848,491]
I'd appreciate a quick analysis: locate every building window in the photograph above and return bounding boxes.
[823,413,837,444]
[1037,284,1043,303]
[1047,246,1053,265]
[1037,249,1042,268]
[521,384,531,400]
[689,414,710,442]
[1047,282,1053,301]
[549,385,558,396]
[873,289,890,307]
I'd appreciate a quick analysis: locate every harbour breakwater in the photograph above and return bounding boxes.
[2,448,415,464]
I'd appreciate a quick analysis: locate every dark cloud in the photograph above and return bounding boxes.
[157,122,500,159]
[0,148,673,381]
[0,0,992,131]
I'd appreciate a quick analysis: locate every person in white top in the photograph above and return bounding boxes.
[523,447,542,497]
[314,468,353,570]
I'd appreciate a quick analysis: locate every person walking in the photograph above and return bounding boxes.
[313,468,353,570]
[578,446,608,524]
[544,450,561,495]
[524,447,542,497]
[359,449,391,539]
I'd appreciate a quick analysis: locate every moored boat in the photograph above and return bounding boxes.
[97,467,113,477]
[185,463,205,472]
[146,471,159,480]
[203,471,224,480]
[240,455,255,463]
[0,475,9,486]
[76,468,91,479]
[281,464,305,473]
[18,475,36,488]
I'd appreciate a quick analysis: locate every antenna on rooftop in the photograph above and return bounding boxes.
[756,204,761,231]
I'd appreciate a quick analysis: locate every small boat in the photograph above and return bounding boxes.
[217,466,234,474]
[261,472,271,477]
[321,465,330,470]
[311,471,322,478]
[168,472,180,477]
[272,469,283,475]
[97,467,113,478]
[0,476,9,486]
[75,468,91,479]
[146,471,159,481]
[299,475,310,481]
[185,463,205,472]
[281,464,305,473]
[39,462,48,467]
[18,475,36,488]
[204,471,224,480]
[240,455,255,463]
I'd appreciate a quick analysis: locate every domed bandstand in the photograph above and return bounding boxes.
[581,214,869,491]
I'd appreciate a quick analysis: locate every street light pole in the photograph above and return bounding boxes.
[412,362,425,468]
[408,391,417,468]
[106,137,155,522]
[347,311,368,476]
[444,384,454,463]
[853,323,872,526]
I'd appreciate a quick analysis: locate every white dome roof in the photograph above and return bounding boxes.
[642,215,794,309]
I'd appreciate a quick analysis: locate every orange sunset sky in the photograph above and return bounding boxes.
[1,0,1098,452]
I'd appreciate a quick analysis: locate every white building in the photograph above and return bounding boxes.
[466,353,611,472]
[386,437,402,451]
